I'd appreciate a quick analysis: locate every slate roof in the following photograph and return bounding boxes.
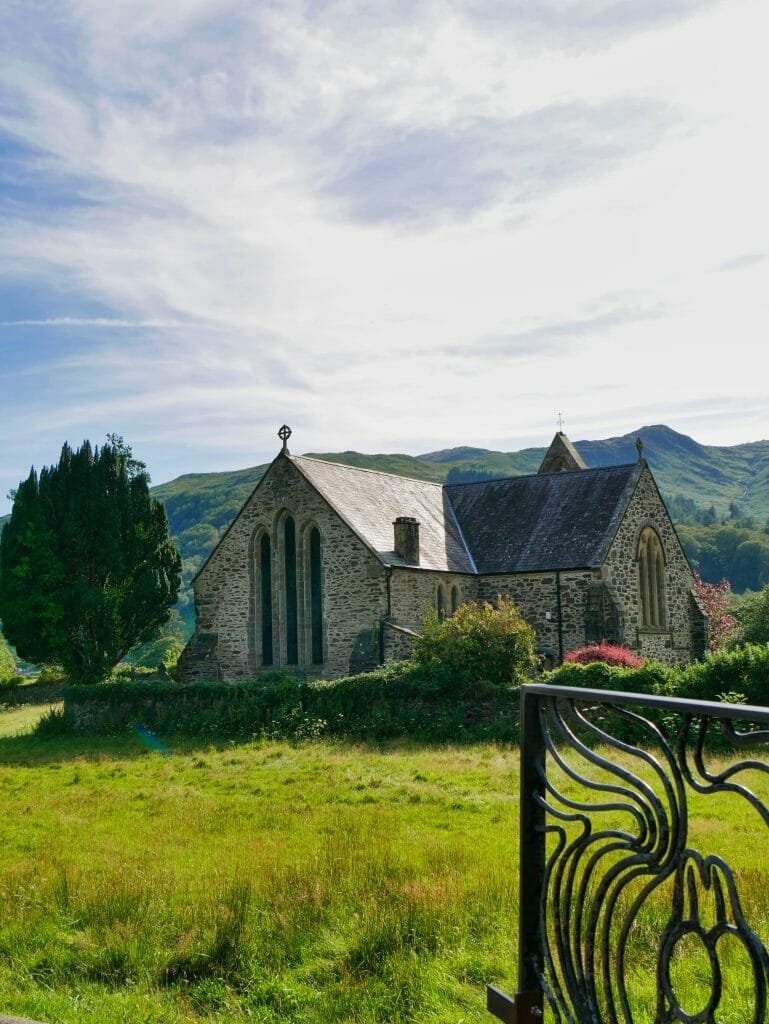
[291,456,476,572]
[446,464,641,573]
[293,454,642,575]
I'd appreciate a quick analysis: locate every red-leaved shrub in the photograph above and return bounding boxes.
[564,642,644,668]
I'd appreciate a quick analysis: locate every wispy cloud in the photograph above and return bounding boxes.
[0,0,767,514]
[716,252,768,273]
[443,302,669,360]
[321,100,678,225]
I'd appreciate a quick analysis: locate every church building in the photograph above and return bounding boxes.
[178,428,707,682]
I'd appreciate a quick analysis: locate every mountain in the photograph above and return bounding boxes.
[575,425,769,520]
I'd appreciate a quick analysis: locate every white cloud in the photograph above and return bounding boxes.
[0,0,767,514]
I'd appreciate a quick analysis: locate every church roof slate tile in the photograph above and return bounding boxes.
[292,454,642,576]
[445,463,641,573]
[291,455,476,572]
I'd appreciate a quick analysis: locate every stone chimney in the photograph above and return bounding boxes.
[394,516,420,565]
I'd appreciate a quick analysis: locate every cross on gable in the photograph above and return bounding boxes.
[278,424,292,453]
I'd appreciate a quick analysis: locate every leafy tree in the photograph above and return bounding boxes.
[0,439,181,683]
[736,585,769,645]
[677,524,769,593]
[412,595,536,687]
[692,572,740,651]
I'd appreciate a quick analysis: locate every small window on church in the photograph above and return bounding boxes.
[437,585,446,621]
[638,527,666,628]
[450,585,460,615]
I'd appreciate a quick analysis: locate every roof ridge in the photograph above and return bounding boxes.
[445,462,638,488]
[292,453,444,488]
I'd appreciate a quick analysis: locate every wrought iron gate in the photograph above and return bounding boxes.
[487,683,769,1023]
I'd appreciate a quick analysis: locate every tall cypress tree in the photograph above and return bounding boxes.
[0,439,181,683]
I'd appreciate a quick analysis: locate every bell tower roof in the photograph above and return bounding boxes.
[538,431,587,474]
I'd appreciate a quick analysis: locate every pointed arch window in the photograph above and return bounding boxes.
[308,526,323,665]
[437,585,446,621]
[451,585,460,615]
[259,532,273,666]
[638,527,666,628]
[284,515,298,663]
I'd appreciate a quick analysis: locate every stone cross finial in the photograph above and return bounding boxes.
[557,412,564,432]
[636,436,644,460]
[278,424,292,454]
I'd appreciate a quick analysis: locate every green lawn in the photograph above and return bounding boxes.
[1,723,767,1023]
[0,731,521,1023]
[0,702,61,738]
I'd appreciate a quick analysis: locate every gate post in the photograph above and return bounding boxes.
[487,685,545,1021]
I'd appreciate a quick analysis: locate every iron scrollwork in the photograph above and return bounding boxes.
[511,685,769,1024]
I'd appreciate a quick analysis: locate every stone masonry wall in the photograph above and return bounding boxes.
[382,622,417,663]
[388,568,475,628]
[180,455,387,681]
[477,571,599,657]
[602,464,697,664]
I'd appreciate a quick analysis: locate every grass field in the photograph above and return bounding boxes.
[0,711,522,1023]
[1,704,768,1023]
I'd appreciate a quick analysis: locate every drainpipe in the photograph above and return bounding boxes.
[379,568,393,665]
[556,570,564,665]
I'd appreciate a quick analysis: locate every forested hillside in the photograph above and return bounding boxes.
[3,425,769,642]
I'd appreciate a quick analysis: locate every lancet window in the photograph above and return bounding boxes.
[308,526,323,665]
[259,532,273,666]
[638,527,666,628]
[284,515,298,663]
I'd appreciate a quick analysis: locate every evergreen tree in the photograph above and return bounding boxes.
[0,439,181,683]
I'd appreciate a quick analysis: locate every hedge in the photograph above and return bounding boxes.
[674,643,769,706]
[542,660,674,695]
[45,644,769,744]
[56,662,523,743]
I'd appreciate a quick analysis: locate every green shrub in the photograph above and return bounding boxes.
[0,629,17,676]
[544,660,673,695]
[35,665,67,684]
[411,596,536,689]
[736,585,769,645]
[676,643,769,706]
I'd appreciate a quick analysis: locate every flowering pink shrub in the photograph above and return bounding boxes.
[692,572,740,651]
[564,642,644,668]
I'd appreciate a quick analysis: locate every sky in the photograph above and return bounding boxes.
[1,0,768,515]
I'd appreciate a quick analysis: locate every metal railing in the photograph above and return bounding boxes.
[488,683,769,1023]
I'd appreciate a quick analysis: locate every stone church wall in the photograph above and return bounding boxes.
[180,455,387,681]
[388,568,474,628]
[477,570,598,658]
[382,569,477,663]
[602,464,701,664]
